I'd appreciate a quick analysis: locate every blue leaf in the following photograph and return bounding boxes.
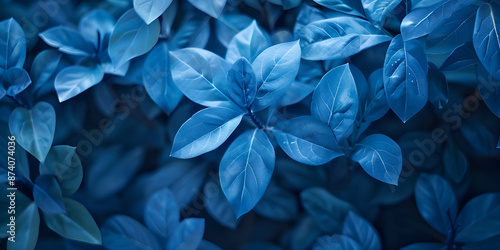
[2,67,31,96]
[412,0,448,10]
[401,0,476,41]
[251,41,301,111]
[108,9,160,68]
[78,10,116,50]
[226,20,272,64]
[273,116,343,166]
[33,175,66,214]
[30,49,62,95]
[170,48,232,107]
[440,42,478,72]
[352,134,402,185]
[473,2,500,80]
[55,64,104,102]
[9,102,55,163]
[102,215,160,250]
[134,0,173,24]
[227,58,257,109]
[383,35,428,122]
[415,174,457,236]
[167,218,205,250]
[455,193,500,243]
[204,179,238,229]
[342,212,381,250]
[171,107,243,158]
[216,13,253,48]
[425,5,477,53]
[274,159,328,191]
[159,0,178,38]
[301,187,354,233]
[313,0,365,18]
[278,81,316,107]
[143,42,182,115]
[311,64,359,142]
[170,13,211,49]
[428,63,449,109]
[361,0,402,28]
[187,0,227,18]
[220,129,275,218]
[364,69,390,122]
[400,242,445,250]
[313,235,363,250]
[39,26,95,56]
[299,17,391,61]
[7,202,40,250]
[39,145,83,195]
[0,18,26,71]
[144,187,180,238]
[254,182,298,222]
[477,64,500,117]
[443,142,468,183]
[44,198,101,244]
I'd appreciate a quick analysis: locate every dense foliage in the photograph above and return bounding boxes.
[1,0,500,249]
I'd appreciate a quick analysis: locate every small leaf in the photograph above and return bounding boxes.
[383,35,428,123]
[187,0,227,18]
[455,193,500,243]
[343,212,382,250]
[39,145,83,195]
[251,41,301,111]
[204,179,238,229]
[78,10,116,50]
[0,18,26,70]
[361,0,402,28]
[102,215,160,250]
[299,17,391,61]
[134,0,173,24]
[311,64,359,142]
[473,2,500,80]
[109,9,160,68]
[170,48,231,107]
[30,49,62,95]
[220,129,275,218]
[216,13,254,48]
[44,198,101,244]
[415,174,457,236]
[55,65,104,102]
[226,21,271,64]
[167,218,205,250]
[2,67,31,96]
[39,26,94,56]
[171,107,243,159]
[9,102,56,163]
[227,58,257,109]
[144,187,180,238]
[33,175,66,214]
[352,134,402,185]
[273,116,343,166]
[443,142,468,183]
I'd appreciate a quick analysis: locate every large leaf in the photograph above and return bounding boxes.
[225,20,271,64]
[455,193,500,243]
[0,18,26,71]
[44,198,101,244]
[383,35,428,123]
[311,64,359,142]
[102,215,160,250]
[39,146,83,196]
[167,218,205,250]
[134,0,173,24]
[39,26,95,56]
[314,0,365,18]
[251,41,301,111]
[171,107,243,159]
[170,48,231,107]
[299,17,391,61]
[220,129,275,218]
[144,187,180,238]
[343,212,381,250]
[415,174,457,236]
[473,2,500,80]
[227,58,257,109]
[352,134,402,185]
[143,42,182,115]
[187,0,227,18]
[55,65,104,102]
[108,9,160,68]
[361,0,402,28]
[9,102,56,163]
[273,116,343,166]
